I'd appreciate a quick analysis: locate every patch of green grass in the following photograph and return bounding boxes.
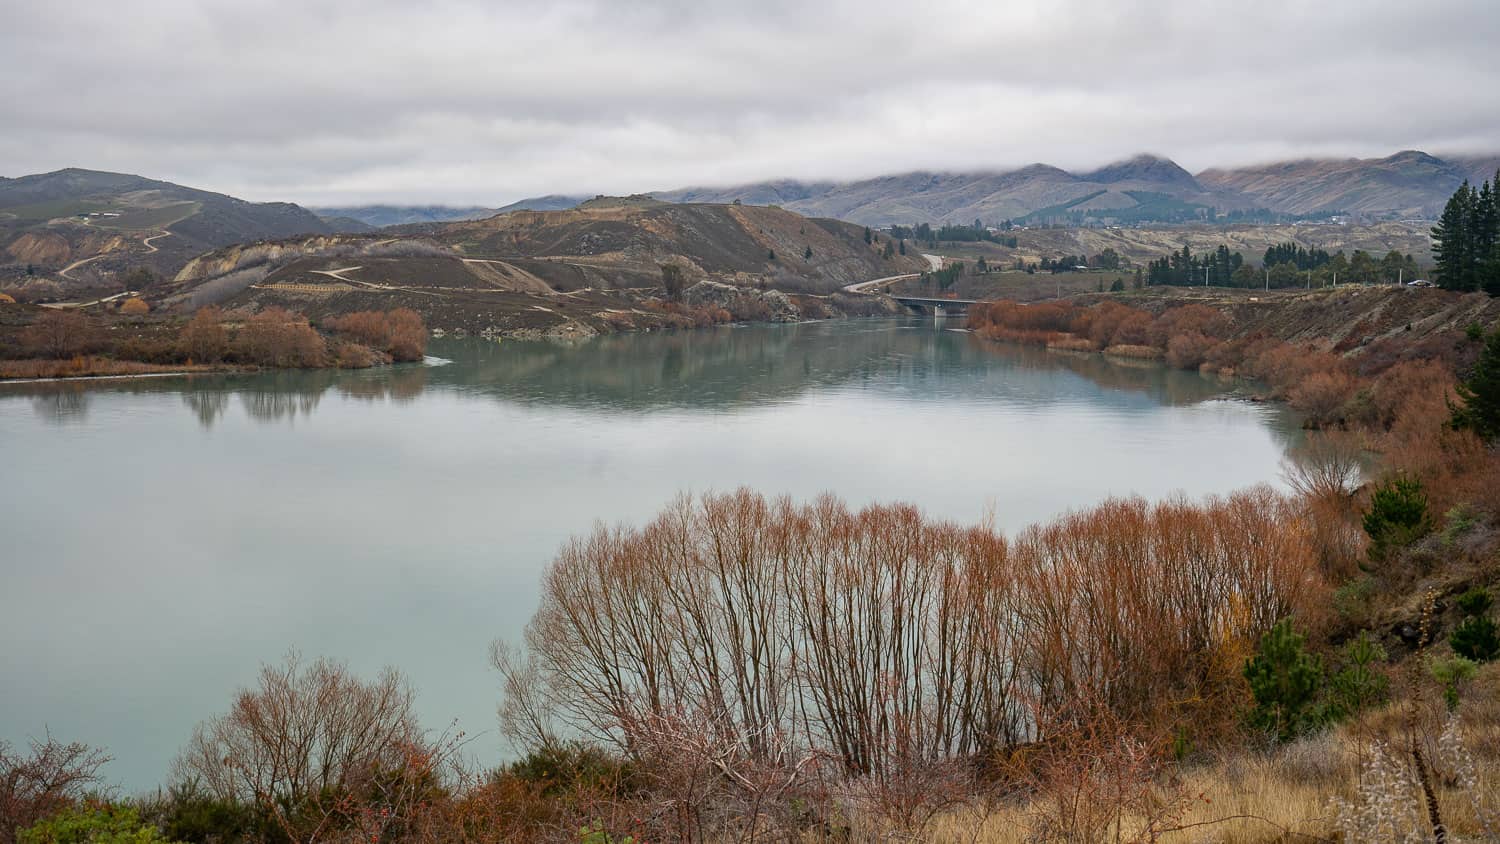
[0,198,200,229]
[93,201,201,230]
[1,198,116,221]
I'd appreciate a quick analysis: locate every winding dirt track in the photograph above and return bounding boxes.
[141,231,171,253]
[57,230,173,280]
[56,252,110,281]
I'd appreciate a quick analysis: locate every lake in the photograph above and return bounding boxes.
[0,318,1300,791]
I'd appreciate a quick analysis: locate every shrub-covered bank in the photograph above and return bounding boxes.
[0,304,427,380]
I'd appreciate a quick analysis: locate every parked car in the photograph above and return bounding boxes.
[1406,279,1434,288]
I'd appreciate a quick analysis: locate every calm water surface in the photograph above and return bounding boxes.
[0,319,1299,790]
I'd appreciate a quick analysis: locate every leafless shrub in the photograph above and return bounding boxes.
[231,307,327,367]
[500,487,1324,820]
[1282,433,1368,580]
[20,310,96,359]
[174,652,441,843]
[179,306,228,363]
[1004,698,1202,844]
[0,734,111,844]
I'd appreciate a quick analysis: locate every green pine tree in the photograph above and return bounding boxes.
[1327,631,1389,718]
[1362,475,1432,561]
[1244,619,1328,742]
[803,246,813,260]
[1451,326,1500,442]
[1451,587,1499,663]
[1433,181,1474,291]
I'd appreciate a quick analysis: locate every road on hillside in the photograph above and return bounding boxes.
[57,230,173,281]
[841,253,943,295]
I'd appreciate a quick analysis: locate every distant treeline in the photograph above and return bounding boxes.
[1140,243,1420,289]
[889,222,1018,248]
[1147,245,1245,286]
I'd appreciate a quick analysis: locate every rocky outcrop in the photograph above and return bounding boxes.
[683,280,800,322]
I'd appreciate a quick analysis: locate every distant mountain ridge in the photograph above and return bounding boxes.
[653,150,1494,226]
[298,149,1500,233]
[313,195,588,228]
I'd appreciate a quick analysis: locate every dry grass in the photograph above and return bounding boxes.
[1104,343,1164,360]
[0,357,221,380]
[919,664,1500,844]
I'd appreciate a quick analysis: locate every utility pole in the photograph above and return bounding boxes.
[1307,270,1311,290]
[1265,268,1269,291]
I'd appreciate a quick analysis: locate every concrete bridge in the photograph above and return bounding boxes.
[889,295,982,317]
[838,260,986,319]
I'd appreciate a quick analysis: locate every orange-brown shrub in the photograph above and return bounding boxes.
[500,488,1324,779]
[1346,359,1456,433]
[1147,303,1230,347]
[1166,331,1217,369]
[1104,343,1162,359]
[232,307,327,368]
[179,306,228,363]
[1288,370,1359,427]
[1202,335,1277,375]
[1107,310,1153,346]
[334,341,378,368]
[326,308,428,361]
[1080,301,1143,348]
[969,300,1083,346]
[118,297,149,316]
[385,308,427,361]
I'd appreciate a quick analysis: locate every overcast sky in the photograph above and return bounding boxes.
[2,0,1498,206]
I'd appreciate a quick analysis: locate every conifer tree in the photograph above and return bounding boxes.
[1433,180,1474,291]
[1452,325,1500,441]
[1433,173,1500,293]
[1244,619,1327,741]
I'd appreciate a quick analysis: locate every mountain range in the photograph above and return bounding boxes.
[306,150,1498,231]
[654,150,1499,227]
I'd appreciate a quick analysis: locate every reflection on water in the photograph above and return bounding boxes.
[5,321,1272,429]
[0,318,1300,792]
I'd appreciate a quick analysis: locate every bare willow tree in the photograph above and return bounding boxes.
[496,488,1327,835]
[1282,432,1369,580]
[174,652,441,843]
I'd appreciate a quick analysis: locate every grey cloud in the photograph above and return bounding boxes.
[2,0,1497,205]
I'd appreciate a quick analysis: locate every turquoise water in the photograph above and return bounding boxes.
[0,319,1298,790]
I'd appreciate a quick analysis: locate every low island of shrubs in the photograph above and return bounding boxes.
[0,305,428,379]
